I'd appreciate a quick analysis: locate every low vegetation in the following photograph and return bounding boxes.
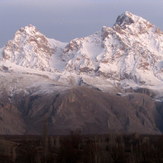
[0,132,162,163]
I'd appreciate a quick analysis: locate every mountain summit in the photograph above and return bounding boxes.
[115,11,136,27]
[114,11,151,28]
[3,24,56,71]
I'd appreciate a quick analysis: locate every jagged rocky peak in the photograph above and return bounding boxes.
[18,24,38,35]
[115,11,135,27]
[13,24,49,45]
[3,24,55,58]
[101,11,154,40]
[114,11,154,33]
[2,25,55,71]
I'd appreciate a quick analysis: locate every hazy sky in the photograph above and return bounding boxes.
[0,0,163,46]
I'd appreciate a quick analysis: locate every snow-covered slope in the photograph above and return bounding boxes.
[1,11,163,92]
[62,11,163,87]
[2,25,66,72]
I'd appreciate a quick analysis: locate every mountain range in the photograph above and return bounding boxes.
[0,11,163,135]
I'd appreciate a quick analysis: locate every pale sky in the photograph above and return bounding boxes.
[0,0,163,46]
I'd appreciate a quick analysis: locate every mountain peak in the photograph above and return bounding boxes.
[114,11,153,29]
[123,11,136,17]
[113,11,155,36]
[114,11,139,28]
[2,24,56,71]
[19,24,38,36]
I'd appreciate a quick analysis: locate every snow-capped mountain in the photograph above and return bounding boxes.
[0,11,163,135]
[2,11,163,89]
[63,11,163,86]
[2,24,66,72]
